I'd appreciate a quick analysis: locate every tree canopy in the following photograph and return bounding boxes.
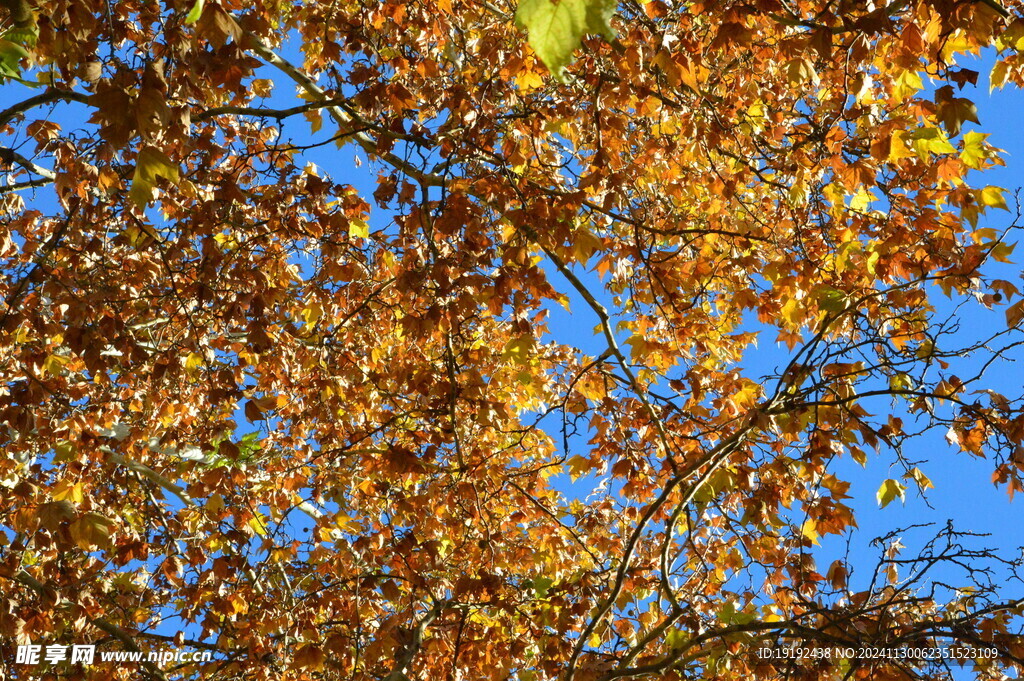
[1,0,1024,679]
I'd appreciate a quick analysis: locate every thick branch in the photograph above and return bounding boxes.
[0,88,90,129]
[382,600,444,681]
[8,570,170,681]
[0,146,56,182]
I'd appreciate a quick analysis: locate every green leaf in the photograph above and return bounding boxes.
[960,130,990,169]
[185,0,205,24]
[0,38,30,80]
[876,478,906,508]
[814,286,847,313]
[3,25,38,49]
[515,0,616,81]
[238,432,263,461]
[665,628,687,650]
[531,575,554,598]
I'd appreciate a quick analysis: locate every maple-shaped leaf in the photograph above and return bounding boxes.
[515,0,616,81]
[129,146,179,209]
[935,85,980,137]
[69,512,115,550]
[876,479,906,508]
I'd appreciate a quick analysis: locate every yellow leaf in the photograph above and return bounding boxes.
[889,373,913,391]
[248,515,268,537]
[990,60,1009,92]
[888,131,916,161]
[731,382,759,411]
[573,227,603,264]
[781,297,801,326]
[909,127,956,159]
[567,455,590,480]
[334,513,361,533]
[893,70,924,101]
[300,300,324,331]
[800,518,820,545]
[70,512,115,550]
[348,218,370,239]
[184,352,204,371]
[502,335,536,365]
[42,354,68,376]
[51,479,84,504]
[788,182,808,207]
[785,58,819,87]
[979,186,1008,211]
[905,467,934,492]
[129,146,179,209]
[865,249,880,276]
[515,66,545,92]
[848,187,876,212]
[251,78,273,98]
[876,478,906,508]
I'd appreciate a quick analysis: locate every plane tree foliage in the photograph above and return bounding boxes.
[1,0,1024,679]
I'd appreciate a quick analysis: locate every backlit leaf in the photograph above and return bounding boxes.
[876,479,907,508]
[515,0,616,81]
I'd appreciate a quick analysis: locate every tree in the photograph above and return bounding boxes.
[1,0,1024,679]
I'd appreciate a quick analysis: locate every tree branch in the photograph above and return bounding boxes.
[0,88,90,129]
[7,570,171,681]
[242,35,444,187]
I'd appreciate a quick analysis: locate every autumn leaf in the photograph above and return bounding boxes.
[502,335,536,365]
[69,512,115,550]
[876,479,907,508]
[936,85,980,136]
[1006,299,1024,327]
[1,0,1023,678]
[800,518,820,545]
[129,146,179,209]
[292,643,326,670]
[960,130,991,169]
[348,217,370,239]
[978,185,1009,211]
[905,467,934,492]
